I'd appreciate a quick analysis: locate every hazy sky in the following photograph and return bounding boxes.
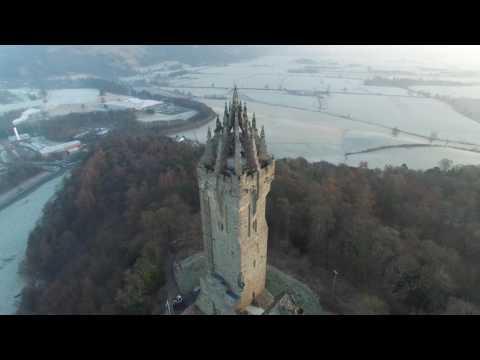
[279,45,480,70]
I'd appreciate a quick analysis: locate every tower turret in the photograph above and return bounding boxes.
[232,85,240,105]
[207,126,212,141]
[215,115,222,133]
[234,106,242,176]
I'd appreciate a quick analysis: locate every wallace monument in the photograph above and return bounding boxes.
[176,87,318,315]
[196,86,275,314]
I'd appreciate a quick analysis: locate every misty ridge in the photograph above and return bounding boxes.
[0,46,269,83]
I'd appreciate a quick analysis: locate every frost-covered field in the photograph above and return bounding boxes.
[1,88,164,116]
[2,88,198,125]
[326,94,480,144]
[356,85,410,96]
[0,174,65,314]
[172,92,480,170]
[342,130,425,154]
[179,87,231,98]
[241,90,319,111]
[0,88,99,115]
[103,96,161,110]
[411,85,480,99]
[0,98,42,114]
[7,88,40,101]
[346,146,480,170]
[44,89,99,108]
[283,76,365,92]
[137,110,198,122]
[174,99,400,163]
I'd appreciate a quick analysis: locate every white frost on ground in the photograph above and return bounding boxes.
[345,146,480,170]
[0,174,66,314]
[163,87,230,98]
[44,89,99,108]
[104,97,161,110]
[172,96,480,170]
[241,90,319,111]
[411,85,480,99]
[2,89,181,125]
[137,110,197,122]
[0,88,99,115]
[342,130,424,154]
[7,88,40,102]
[356,85,410,96]
[0,99,43,114]
[326,94,480,144]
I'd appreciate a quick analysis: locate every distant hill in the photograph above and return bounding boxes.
[0,45,268,85]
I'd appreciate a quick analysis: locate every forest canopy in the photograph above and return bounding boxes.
[18,135,480,314]
[19,135,203,314]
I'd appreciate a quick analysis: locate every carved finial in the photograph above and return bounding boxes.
[232,85,239,105]
[258,125,270,163]
[215,115,222,133]
[223,102,229,127]
[244,102,247,113]
[252,113,256,129]
[201,127,215,166]
[223,113,228,127]
[248,126,260,170]
[234,109,242,175]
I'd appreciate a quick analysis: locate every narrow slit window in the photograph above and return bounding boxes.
[248,204,251,237]
[225,203,228,233]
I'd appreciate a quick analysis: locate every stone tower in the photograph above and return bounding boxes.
[196,87,275,315]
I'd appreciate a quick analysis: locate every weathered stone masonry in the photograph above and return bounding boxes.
[196,87,275,314]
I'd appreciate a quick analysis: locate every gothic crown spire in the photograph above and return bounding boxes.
[200,87,272,175]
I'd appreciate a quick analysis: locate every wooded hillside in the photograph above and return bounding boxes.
[19,136,480,314]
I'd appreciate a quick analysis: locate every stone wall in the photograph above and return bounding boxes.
[237,162,275,308]
[197,160,275,312]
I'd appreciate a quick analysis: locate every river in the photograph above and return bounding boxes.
[0,174,66,314]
